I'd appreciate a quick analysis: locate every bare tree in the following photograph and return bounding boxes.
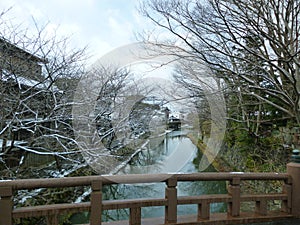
[139,0,300,133]
[0,9,87,178]
[72,63,168,174]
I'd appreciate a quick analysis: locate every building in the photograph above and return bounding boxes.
[0,38,46,81]
[167,115,181,130]
[0,38,53,167]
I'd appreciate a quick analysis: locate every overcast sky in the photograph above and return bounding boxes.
[0,0,187,112]
[0,0,153,64]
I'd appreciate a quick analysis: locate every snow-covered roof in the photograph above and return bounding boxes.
[0,38,46,63]
[0,139,27,150]
[142,96,165,106]
[169,112,180,119]
[1,69,61,92]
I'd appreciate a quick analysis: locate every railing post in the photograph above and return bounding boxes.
[287,149,300,217]
[0,186,13,225]
[90,179,102,225]
[165,177,177,224]
[228,177,241,217]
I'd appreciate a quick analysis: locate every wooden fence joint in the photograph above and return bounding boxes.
[90,179,102,225]
[165,177,177,224]
[0,186,13,225]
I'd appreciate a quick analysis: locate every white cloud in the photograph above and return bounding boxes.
[27,4,43,20]
[0,0,157,65]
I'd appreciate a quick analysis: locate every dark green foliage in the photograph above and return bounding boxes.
[223,118,289,172]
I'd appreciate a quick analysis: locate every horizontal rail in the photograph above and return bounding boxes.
[177,193,288,205]
[12,193,288,219]
[240,193,288,201]
[0,172,294,225]
[12,198,167,218]
[103,198,167,210]
[13,202,90,218]
[0,172,291,190]
[178,194,231,205]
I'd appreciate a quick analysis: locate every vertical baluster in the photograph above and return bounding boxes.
[165,177,177,224]
[0,186,13,225]
[255,199,267,215]
[90,180,102,225]
[198,199,210,220]
[46,214,59,225]
[282,180,292,213]
[228,177,241,217]
[130,207,141,225]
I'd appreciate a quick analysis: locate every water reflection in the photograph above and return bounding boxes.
[122,132,197,174]
[101,130,227,222]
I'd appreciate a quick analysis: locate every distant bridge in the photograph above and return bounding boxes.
[1,156,300,225]
[167,116,181,130]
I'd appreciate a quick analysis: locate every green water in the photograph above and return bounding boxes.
[71,130,227,223]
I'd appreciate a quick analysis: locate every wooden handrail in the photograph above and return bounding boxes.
[0,172,293,225]
[0,172,291,189]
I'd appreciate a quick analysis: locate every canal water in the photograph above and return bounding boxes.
[101,130,227,222]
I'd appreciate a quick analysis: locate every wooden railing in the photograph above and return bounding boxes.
[0,172,294,225]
